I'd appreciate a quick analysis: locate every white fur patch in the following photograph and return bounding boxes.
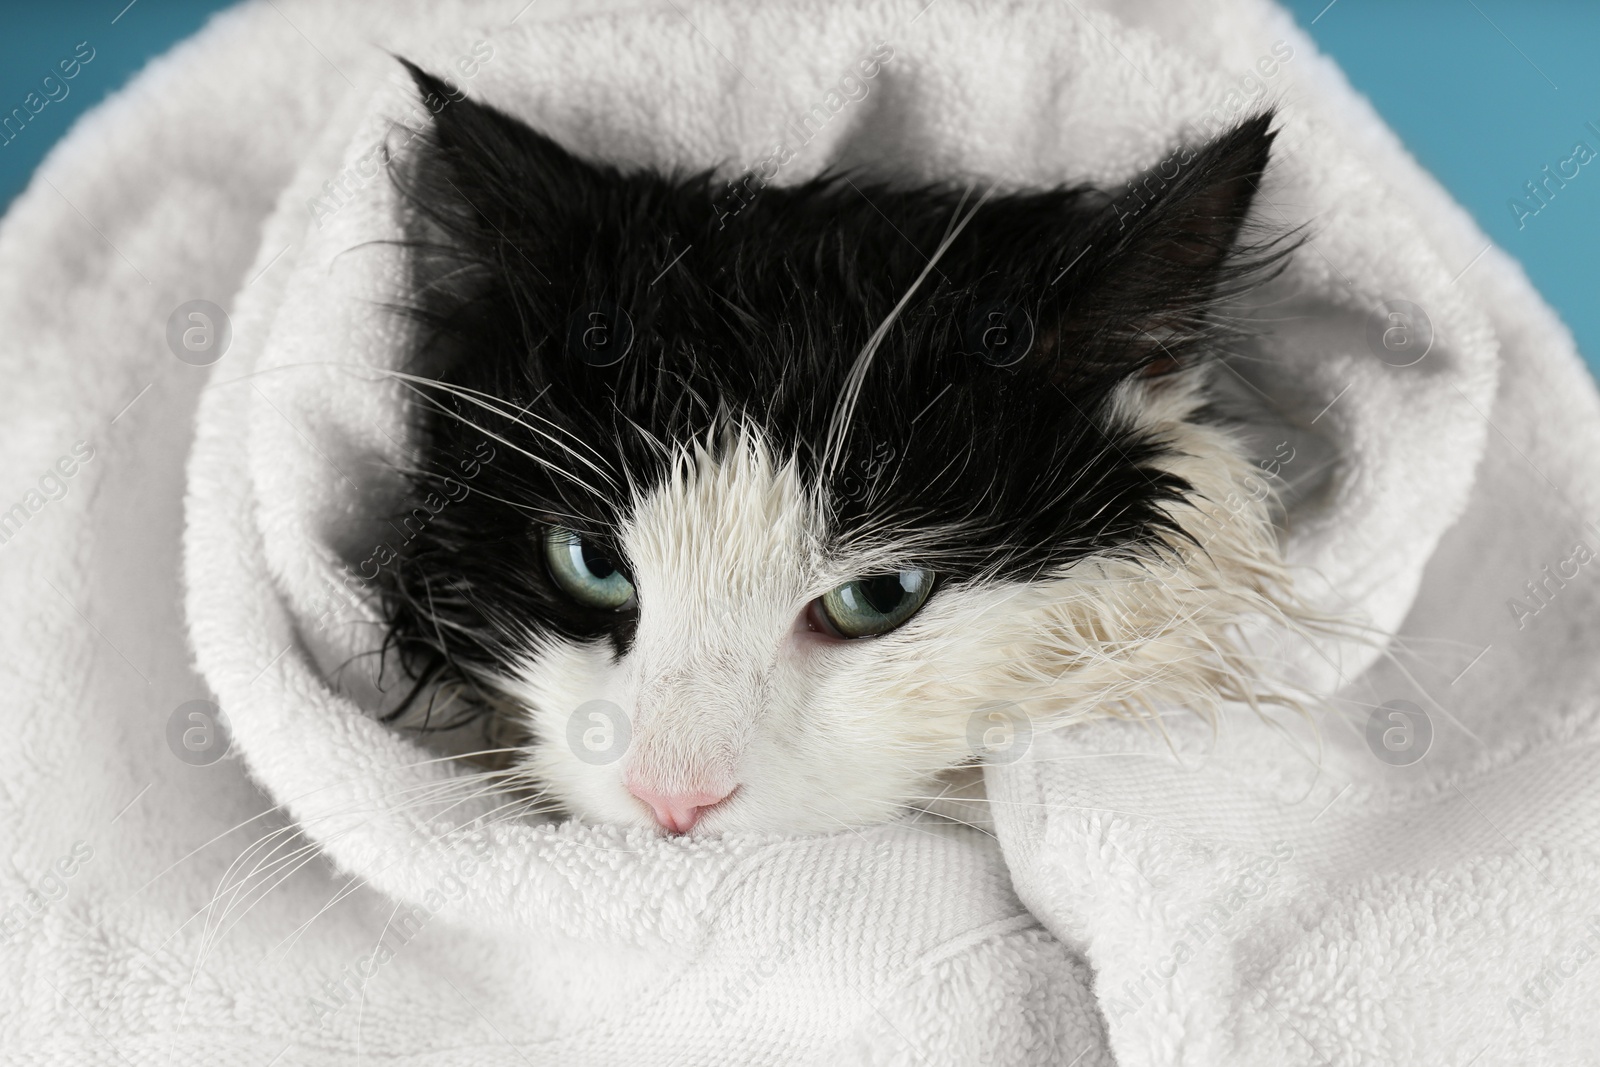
[499,376,1318,835]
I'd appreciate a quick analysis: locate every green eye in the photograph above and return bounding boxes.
[543,526,635,609]
[817,568,933,638]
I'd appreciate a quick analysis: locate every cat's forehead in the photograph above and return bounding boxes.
[621,425,925,591]
[523,183,1163,571]
[624,429,819,582]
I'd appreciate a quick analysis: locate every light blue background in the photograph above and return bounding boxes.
[2,1,1595,372]
[1279,0,1600,375]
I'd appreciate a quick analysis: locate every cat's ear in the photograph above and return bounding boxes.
[1027,114,1282,380]
[396,59,613,247]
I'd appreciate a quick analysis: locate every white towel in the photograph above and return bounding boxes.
[2,0,1595,1064]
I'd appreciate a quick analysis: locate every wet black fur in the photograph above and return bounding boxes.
[373,61,1291,703]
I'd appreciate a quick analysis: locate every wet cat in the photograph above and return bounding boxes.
[373,63,1302,835]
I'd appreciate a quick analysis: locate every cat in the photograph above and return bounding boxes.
[371,62,1307,836]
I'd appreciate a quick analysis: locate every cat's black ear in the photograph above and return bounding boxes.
[396,59,613,249]
[1114,112,1276,270]
[1027,113,1282,380]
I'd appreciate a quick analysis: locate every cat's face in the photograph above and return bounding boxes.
[375,64,1291,835]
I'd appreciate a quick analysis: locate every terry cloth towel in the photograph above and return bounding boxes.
[1,0,1597,1064]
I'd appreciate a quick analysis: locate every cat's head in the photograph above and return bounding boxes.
[374,63,1300,835]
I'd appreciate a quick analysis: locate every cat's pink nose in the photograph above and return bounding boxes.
[626,781,737,834]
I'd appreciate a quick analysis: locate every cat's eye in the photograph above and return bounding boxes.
[813,569,933,639]
[543,526,635,609]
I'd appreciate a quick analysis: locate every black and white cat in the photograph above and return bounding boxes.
[373,63,1306,836]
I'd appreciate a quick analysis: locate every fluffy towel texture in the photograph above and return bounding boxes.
[1,0,1596,1064]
